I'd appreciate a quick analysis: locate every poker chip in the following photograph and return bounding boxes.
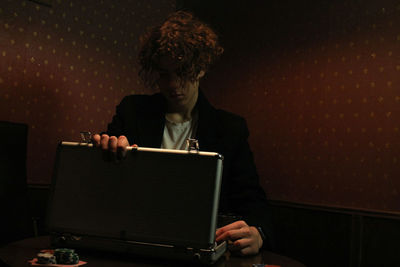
[34,248,81,265]
[54,248,79,265]
[36,252,57,264]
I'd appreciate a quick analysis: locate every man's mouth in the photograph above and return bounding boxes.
[169,92,184,99]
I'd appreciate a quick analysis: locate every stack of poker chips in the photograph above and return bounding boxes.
[36,252,56,264]
[36,248,79,265]
[54,248,79,265]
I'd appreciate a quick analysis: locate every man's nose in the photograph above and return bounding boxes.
[167,74,180,87]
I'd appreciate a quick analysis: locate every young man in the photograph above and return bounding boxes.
[92,10,272,255]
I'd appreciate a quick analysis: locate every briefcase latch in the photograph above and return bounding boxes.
[80,131,92,143]
[186,138,199,152]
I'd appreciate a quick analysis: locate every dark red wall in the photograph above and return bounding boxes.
[182,0,400,213]
[0,0,175,184]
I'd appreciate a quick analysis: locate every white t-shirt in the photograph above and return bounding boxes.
[161,114,198,150]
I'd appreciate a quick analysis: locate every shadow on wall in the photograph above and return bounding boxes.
[0,0,176,184]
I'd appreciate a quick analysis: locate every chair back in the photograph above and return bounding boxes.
[0,121,30,245]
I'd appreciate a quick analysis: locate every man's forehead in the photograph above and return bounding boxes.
[155,55,181,71]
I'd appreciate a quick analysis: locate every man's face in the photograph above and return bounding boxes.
[156,56,204,111]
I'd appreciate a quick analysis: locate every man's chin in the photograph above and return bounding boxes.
[167,98,187,108]
[168,96,186,104]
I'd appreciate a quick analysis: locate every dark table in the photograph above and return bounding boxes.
[0,236,306,267]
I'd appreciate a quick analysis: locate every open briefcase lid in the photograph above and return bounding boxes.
[46,141,224,251]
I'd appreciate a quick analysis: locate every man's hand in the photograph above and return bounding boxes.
[92,134,130,161]
[215,220,263,256]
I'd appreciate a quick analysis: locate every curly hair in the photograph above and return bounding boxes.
[138,10,224,88]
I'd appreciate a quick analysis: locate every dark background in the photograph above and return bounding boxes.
[1,0,400,266]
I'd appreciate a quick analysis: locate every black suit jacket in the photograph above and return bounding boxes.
[106,91,273,248]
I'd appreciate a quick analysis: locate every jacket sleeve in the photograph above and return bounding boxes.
[105,96,128,137]
[225,118,275,249]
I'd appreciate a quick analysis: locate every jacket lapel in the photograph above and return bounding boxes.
[196,91,219,152]
[136,94,166,148]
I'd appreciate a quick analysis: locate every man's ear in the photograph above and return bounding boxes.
[197,70,205,79]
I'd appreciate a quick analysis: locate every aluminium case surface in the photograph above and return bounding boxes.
[47,142,225,263]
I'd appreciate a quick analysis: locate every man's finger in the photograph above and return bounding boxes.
[216,227,250,243]
[238,243,257,256]
[233,238,252,250]
[108,136,118,153]
[116,136,128,159]
[92,134,101,146]
[216,220,247,236]
[117,135,130,147]
[100,134,110,150]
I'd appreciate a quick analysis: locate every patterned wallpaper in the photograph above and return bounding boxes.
[0,0,175,183]
[1,0,400,213]
[191,0,400,213]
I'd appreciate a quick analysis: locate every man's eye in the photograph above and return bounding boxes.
[158,73,169,80]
